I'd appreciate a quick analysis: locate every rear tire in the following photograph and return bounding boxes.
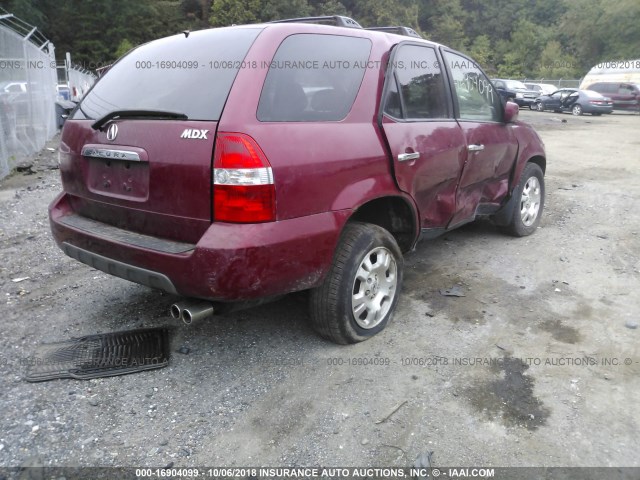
[503,163,545,237]
[309,222,403,344]
[572,104,583,116]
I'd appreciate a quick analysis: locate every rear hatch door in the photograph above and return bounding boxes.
[61,27,263,244]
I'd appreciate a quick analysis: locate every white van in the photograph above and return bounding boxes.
[580,59,640,89]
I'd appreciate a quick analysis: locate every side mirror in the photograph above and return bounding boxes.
[504,101,519,123]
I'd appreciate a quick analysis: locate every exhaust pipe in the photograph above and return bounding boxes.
[182,302,214,324]
[170,300,214,325]
[170,302,187,320]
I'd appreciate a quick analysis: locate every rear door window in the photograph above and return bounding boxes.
[383,44,449,120]
[598,83,615,93]
[73,28,262,122]
[257,34,371,122]
[619,85,634,94]
[444,51,502,122]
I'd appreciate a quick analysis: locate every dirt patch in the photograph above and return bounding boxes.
[466,357,550,430]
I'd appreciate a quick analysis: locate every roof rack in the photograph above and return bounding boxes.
[268,15,362,29]
[365,26,421,38]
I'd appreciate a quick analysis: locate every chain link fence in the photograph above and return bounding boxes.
[0,8,57,178]
[0,8,96,179]
[67,64,96,102]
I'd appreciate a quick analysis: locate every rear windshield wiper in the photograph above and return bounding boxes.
[92,110,188,130]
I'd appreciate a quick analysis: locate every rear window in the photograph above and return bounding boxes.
[257,34,372,122]
[591,83,614,93]
[73,28,262,122]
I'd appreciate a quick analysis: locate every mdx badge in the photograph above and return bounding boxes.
[181,129,209,139]
[106,123,118,141]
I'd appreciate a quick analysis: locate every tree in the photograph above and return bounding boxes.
[260,0,312,21]
[0,0,45,26]
[348,0,419,29]
[114,39,135,60]
[308,0,348,16]
[561,0,640,69]
[466,35,493,72]
[210,0,259,26]
[537,40,579,78]
[418,0,467,49]
[210,0,312,27]
[2,0,637,79]
[494,19,550,77]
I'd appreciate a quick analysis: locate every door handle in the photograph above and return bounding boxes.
[398,152,420,162]
[468,144,485,152]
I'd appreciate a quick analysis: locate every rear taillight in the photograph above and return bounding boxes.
[213,133,275,223]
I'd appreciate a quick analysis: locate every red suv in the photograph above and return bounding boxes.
[49,16,546,344]
[584,82,640,112]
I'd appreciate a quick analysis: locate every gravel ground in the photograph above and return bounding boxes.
[0,110,638,475]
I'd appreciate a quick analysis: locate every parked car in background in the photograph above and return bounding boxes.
[580,59,640,95]
[56,84,71,101]
[49,16,546,344]
[492,79,538,108]
[491,80,517,103]
[534,88,613,115]
[524,82,557,95]
[0,81,27,94]
[583,82,640,112]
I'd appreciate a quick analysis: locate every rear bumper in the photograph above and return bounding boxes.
[61,242,179,294]
[584,104,614,114]
[49,193,349,301]
[514,97,536,107]
[516,99,536,107]
[611,101,639,110]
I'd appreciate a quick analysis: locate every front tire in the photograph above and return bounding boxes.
[572,104,583,116]
[535,102,544,112]
[309,222,403,344]
[503,163,545,237]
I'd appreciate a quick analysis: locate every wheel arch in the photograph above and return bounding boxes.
[347,195,418,253]
[528,155,546,174]
[494,156,546,227]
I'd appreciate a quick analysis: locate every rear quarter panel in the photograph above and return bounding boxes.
[218,26,406,221]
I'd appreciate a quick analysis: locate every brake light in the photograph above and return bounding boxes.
[213,133,275,223]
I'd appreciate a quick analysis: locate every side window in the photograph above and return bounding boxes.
[257,34,371,122]
[444,51,501,122]
[383,44,449,120]
[619,85,633,95]
[383,76,402,118]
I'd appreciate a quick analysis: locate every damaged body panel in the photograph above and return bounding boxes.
[49,18,546,343]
